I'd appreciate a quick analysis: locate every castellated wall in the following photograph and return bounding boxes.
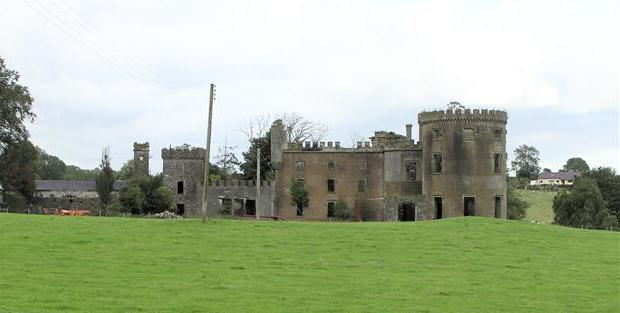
[161,147,274,217]
[418,109,508,219]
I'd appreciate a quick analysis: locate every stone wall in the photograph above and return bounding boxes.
[418,109,508,219]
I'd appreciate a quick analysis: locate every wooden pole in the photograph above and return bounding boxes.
[256,148,261,218]
[201,83,215,223]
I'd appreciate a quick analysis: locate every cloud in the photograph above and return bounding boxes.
[0,0,617,172]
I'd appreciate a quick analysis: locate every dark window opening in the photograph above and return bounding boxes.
[327,179,335,192]
[177,181,184,194]
[495,196,502,218]
[176,203,185,216]
[358,179,366,192]
[433,153,443,173]
[405,160,417,181]
[398,202,416,221]
[493,154,501,174]
[432,129,443,139]
[327,201,336,217]
[245,199,256,216]
[296,161,305,171]
[221,198,233,215]
[464,197,475,216]
[494,128,502,138]
[434,197,443,219]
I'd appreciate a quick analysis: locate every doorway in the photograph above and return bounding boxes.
[464,197,475,216]
[434,197,443,219]
[245,199,256,216]
[494,196,502,218]
[398,202,416,221]
[176,203,185,216]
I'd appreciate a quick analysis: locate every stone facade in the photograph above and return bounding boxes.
[133,142,150,178]
[161,146,275,217]
[271,108,508,221]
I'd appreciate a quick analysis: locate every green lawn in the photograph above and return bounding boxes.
[517,189,557,223]
[0,214,618,313]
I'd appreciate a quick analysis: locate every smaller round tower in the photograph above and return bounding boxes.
[132,142,150,178]
[418,109,508,219]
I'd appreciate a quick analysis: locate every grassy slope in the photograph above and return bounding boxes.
[517,189,557,223]
[0,214,618,313]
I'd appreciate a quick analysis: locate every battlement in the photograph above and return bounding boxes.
[161,147,205,159]
[208,180,273,187]
[418,109,508,125]
[133,142,149,151]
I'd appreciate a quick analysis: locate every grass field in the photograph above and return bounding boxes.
[1,214,618,313]
[517,189,557,223]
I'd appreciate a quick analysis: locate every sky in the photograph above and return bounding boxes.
[0,0,618,174]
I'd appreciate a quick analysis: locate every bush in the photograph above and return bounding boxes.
[119,184,145,215]
[507,187,528,220]
[104,202,123,216]
[553,177,618,230]
[334,198,353,220]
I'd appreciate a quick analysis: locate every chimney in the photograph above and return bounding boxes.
[406,124,412,140]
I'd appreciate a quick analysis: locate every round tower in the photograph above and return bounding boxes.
[418,109,508,219]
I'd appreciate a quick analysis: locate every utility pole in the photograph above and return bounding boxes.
[201,83,215,223]
[256,148,261,218]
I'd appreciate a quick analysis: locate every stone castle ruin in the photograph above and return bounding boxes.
[163,108,508,221]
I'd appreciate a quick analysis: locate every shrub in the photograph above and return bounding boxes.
[334,198,353,220]
[553,177,618,230]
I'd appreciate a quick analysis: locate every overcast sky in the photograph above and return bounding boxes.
[1,0,618,174]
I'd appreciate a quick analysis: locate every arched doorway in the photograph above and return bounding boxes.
[398,202,416,221]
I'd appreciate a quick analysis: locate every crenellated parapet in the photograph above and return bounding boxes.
[418,109,507,126]
[208,180,273,187]
[161,147,205,159]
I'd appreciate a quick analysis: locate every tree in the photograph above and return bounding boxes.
[563,157,589,173]
[0,140,38,203]
[584,167,620,225]
[240,112,328,143]
[511,145,541,179]
[116,159,134,180]
[280,112,328,143]
[552,177,617,229]
[290,179,309,216]
[214,143,240,179]
[95,148,115,213]
[63,165,100,180]
[118,174,173,215]
[35,147,66,180]
[543,168,552,173]
[334,198,353,220]
[506,184,528,220]
[240,131,272,180]
[119,183,145,215]
[0,57,35,154]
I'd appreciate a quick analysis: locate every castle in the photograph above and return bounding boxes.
[156,108,508,221]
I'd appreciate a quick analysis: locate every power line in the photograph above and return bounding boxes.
[20,0,180,90]
[52,0,193,88]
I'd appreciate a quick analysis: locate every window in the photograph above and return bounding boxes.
[295,178,305,184]
[463,128,475,140]
[177,181,184,194]
[494,128,502,138]
[358,179,366,192]
[405,160,417,181]
[326,160,335,169]
[327,201,336,217]
[296,161,305,171]
[433,153,443,173]
[359,160,367,170]
[434,197,443,219]
[432,128,443,140]
[327,179,335,192]
[493,153,501,174]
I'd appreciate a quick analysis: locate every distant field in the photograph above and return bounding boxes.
[0,214,618,313]
[517,189,557,223]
